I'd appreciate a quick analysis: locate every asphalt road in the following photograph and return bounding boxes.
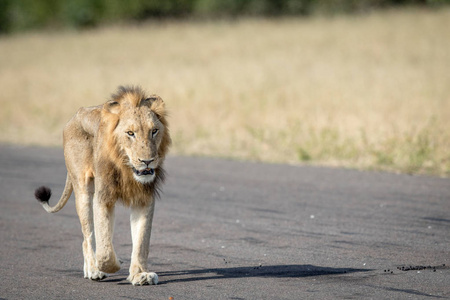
[0,144,449,300]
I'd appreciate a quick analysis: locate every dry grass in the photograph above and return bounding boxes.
[1,8,449,176]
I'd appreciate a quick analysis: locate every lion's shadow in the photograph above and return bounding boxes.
[144,264,369,285]
[53,264,370,285]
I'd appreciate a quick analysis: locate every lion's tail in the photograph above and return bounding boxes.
[34,174,73,213]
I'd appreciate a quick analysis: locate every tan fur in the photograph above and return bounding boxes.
[36,86,171,285]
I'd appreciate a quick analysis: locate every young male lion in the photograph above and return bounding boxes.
[34,86,171,285]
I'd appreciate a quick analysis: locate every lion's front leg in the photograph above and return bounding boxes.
[127,199,158,286]
[93,198,121,274]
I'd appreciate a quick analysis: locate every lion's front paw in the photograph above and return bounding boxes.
[96,254,121,274]
[127,272,158,286]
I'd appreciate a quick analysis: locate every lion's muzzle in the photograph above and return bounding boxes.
[133,168,155,176]
[132,167,156,184]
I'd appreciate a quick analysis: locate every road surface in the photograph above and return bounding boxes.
[0,144,449,299]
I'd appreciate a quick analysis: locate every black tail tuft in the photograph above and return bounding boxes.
[35,186,52,204]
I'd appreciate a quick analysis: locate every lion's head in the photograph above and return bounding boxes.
[99,86,171,191]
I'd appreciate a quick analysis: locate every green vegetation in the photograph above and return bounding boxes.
[0,0,447,33]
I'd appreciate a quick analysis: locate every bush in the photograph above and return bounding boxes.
[0,0,446,33]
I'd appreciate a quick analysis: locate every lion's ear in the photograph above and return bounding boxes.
[143,95,166,118]
[105,100,120,114]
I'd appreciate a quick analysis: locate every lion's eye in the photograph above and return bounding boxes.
[152,129,158,137]
[127,131,135,137]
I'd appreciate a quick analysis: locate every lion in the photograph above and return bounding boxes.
[34,86,171,286]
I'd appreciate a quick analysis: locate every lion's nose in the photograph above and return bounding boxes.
[139,158,155,166]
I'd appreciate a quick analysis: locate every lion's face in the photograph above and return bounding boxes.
[103,90,170,186]
[116,106,166,184]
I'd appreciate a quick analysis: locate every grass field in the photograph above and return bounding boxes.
[1,8,449,176]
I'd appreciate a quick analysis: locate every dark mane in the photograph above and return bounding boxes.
[110,85,146,103]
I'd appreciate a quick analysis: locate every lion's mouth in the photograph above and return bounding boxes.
[132,168,155,176]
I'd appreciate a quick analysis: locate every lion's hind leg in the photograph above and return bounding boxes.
[64,114,106,280]
[74,186,106,281]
